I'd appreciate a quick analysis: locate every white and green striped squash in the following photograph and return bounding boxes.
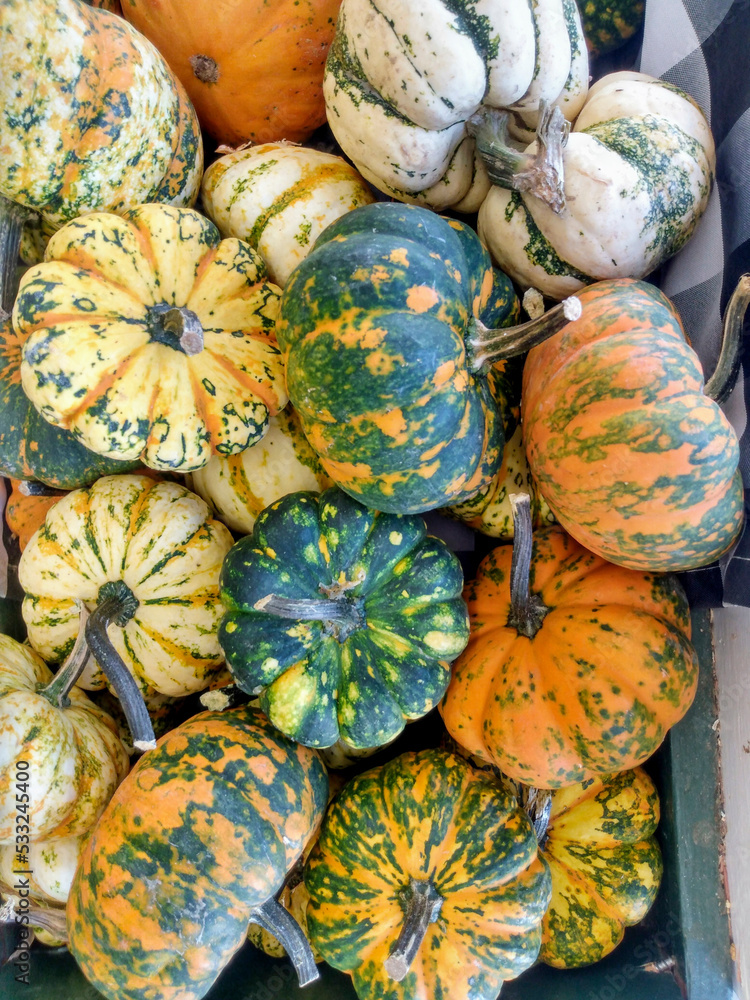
[188,406,333,536]
[478,71,716,299]
[323,0,588,211]
[201,144,375,287]
[18,474,234,698]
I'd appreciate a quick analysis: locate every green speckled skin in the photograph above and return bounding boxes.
[0,317,138,488]
[276,202,515,514]
[219,487,470,750]
[540,767,662,967]
[304,749,551,1000]
[67,705,328,1000]
[580,0,645,57]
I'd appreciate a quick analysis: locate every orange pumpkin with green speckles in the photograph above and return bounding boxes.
[4,480,66,552]
[276,201,573,515]
[66,705,328,1000]
[440,495,699,789]
[522,278,745,571]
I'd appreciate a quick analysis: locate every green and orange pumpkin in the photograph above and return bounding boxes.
[67,705,328,1000]
[441,494,699,789]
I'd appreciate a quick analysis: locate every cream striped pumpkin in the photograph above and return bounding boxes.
[0,832,90,904]
[188,406,332,535]
[201,143,375,286]
[19,475,234,697]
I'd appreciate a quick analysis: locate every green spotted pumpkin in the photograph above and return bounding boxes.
[218,487,470,750]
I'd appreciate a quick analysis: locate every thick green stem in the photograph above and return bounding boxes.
[384,878,443,982]
[85,582,156,752]
[704,273,750,403]
[249,897,319,986]
[0,196,29,314]
[466,101,569,214]
[39,603,92,709]
[254,591,365,642]
[506,494,550,639]
[467,295,581,373]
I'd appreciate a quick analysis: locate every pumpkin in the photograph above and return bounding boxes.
[440,494,699,789]
[580,0,645,57]
[247,772,344,963]
[67,705,328,1000]
[188,406,333,536]
[18,474,234,701]
[322,0,588,212]
[0,0,202,307]
[521,278,746,571]
[0,831,91,905]
[121,0,343,147]
[0,629,129,843]
[4,480,66,552]
[528,768,663,968]
[219,486,470,750]
[0,316,140,489]
[201,143,375,288]
[476,71,715,300]
[447,422,556,539]
[304,748,552,999]
[276,201,579,514]
[15,204,288,473]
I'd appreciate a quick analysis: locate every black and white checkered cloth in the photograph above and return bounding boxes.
[639,0,750,607]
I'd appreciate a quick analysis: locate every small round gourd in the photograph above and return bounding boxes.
[304,749,552,1000]
[15,204,287,473]
[67,705,328,1000]
[219,487,470,750]
[19,474,234,698]
[0,832,91,905]
[0,632,129,843]
[441,495,699,788]
[201,144,375,287]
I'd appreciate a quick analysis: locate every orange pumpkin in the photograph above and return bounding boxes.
[440,495,699,789]
[121,0,343,146]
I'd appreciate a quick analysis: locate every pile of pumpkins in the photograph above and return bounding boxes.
[0,1,744,999]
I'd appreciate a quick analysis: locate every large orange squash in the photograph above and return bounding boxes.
[121,0,343,147]
[440,495,699,789]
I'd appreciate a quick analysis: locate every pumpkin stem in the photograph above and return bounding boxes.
[466,101,569,214]
[254,591,365,643]
[38,602,93,709]
[506,493,550,639]
[147,303,204,356]
[1,894,69,952]
[17,480,66,498]
[249,897,320,986]
[0,196,29,313]
[520,785,553,848]
[85,582,156,752]
[467,296,581,373]
[704,273,750,404]
[384,877,443,982]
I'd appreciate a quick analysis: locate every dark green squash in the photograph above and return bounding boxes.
[276,202,578,515]
[219,487,470,750]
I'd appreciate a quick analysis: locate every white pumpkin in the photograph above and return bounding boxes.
[323,0,588,211]
[0,832,90,904]
[477,72,716,299]
[201,143,375,287]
